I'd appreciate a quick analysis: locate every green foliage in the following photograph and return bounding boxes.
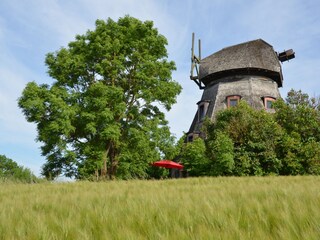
[285,89,320,110]
[274,97,320,143]
[273,90,320,175]
[202,90,320,176]
[179,137,210,176]
[0,155,38,183]
[206,131,234,176]
[207,101,283,176]
[18,16,181,180]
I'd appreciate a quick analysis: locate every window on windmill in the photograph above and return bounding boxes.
[264,97,276,110]
[197,101,209,122]
[198,105,205,120]
[227,95,241,108]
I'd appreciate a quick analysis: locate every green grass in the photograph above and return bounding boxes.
[1,176,320,239]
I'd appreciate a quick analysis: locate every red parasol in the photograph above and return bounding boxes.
[152,160,184,169]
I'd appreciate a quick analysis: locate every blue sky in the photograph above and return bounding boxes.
[0,0,319,176]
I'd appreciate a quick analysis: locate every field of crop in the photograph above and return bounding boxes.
[0,176,320,239]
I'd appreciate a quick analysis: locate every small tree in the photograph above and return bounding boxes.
[0,155,37,183]
[206,131,234,176]
[286,89,320,110]
[18,16,181,180]
[274,92,320,143]
[179,137,210,176]
[274,90,320,175]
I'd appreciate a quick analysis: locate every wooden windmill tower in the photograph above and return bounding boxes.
[187,33,295,142]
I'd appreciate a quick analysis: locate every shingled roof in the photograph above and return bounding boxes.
[199,39,283,87]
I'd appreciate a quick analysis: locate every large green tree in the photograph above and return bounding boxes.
[18,16,181,180]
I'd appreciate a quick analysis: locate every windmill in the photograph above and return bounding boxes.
[186,34,295,142]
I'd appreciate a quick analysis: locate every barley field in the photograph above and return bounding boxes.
[0,176,320,239]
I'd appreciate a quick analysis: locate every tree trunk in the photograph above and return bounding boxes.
[101,143,111,179]
[107,142,118,180]
[95,169,99,181]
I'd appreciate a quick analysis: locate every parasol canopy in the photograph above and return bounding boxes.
[152,160,184,170]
